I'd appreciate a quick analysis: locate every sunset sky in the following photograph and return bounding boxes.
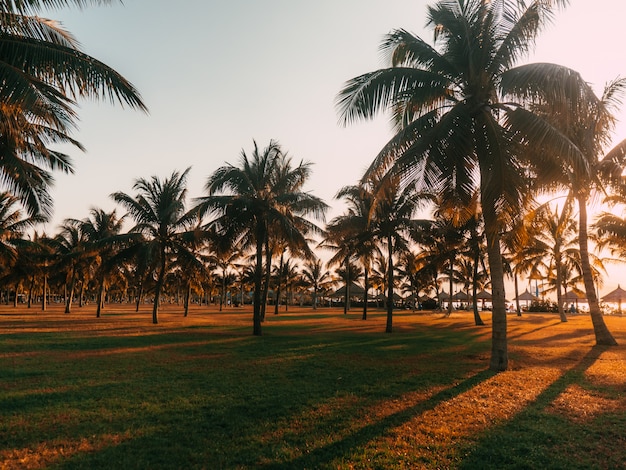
[40,0,626,295]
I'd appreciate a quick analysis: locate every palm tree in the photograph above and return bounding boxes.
[336,0,586,370]
[196,140,327,335]
[300,258,330,310]
[0,1,147,216]
[325,181,379,319]
[540,78,626,345]
[54,219,89,313]
[78,208,135,317]
[365,172,422,333]
[112,168,198,324]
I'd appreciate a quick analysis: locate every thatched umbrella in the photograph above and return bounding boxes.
[330,282,365,298]
[562,290,585,313]
[601,285,626,314]
[475,289,492,309]
[515,289,538,308]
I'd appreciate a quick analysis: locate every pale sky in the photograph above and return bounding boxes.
[40,0,626,294]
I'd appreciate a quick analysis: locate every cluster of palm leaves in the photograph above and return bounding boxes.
[0,0,146,217]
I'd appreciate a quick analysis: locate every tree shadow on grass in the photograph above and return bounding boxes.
[257,369,496,469]
[458,345,623,469]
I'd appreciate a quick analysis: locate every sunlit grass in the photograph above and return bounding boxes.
[1,304,625,469]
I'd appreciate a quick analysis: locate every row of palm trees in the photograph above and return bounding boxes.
[4,1,626,374]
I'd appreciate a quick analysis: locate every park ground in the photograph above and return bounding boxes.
[1,303,625,469]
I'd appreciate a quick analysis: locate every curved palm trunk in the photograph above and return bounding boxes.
[385,235,394,333]
[577,195,617,345]
[483,199,508,372]
[13,282,19,307]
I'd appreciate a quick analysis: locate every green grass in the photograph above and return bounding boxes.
[1,309,625,469]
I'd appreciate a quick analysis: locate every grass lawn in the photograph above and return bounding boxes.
[1,303,625,469]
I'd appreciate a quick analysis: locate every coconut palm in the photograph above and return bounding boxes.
[54,219,90,313]
[78,208,136,317]
[325,181,379,319]
[541,78,626,344]
[196,140,327,335]
[112,168,198,324]
[0,1,147,216]
[336,0,588,370]
[365,172,422,333]
[300,258,330,310]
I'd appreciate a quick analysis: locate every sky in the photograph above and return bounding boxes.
[38,0,626,295]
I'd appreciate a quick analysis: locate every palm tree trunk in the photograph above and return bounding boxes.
[152,247,167,324]
[471,236,485,326]
[555,243,567,322]
[577,195,617,345]
[184,282,191,317]
[65,269,76,314]
[514,272,522,316]
[274,250,284,315]
[41,272,47,312]
[483,201,508,372]
[13,282,19,307]
[261,235,271,321]
[135,282,143,312]
[362,267,368,320]
[447,256,454,317]
[253,223,266,335]
[96,276,105,318]
[385,236,394,333]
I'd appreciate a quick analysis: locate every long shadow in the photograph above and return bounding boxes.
[459,345,617,469]
[257,369,496,469]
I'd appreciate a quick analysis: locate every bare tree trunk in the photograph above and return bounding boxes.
[482,190,507,371]
[184,282,191,317]
[385,236,394,333]
[578,195,617,345]
[362,267,368,320]
[253,223,266,336]
[65,269,76,314]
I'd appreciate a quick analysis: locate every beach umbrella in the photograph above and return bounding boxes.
[515,289,538,308]
[601,285,626,314]
[330,282,365,298]
[452,290,471,301]
[476,290,492,300]
[562,290,585,313]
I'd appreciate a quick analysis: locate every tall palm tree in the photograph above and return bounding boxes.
[196,140,327,335]
[112,168,198,324]
[0,1,147,216]
[326,181,379,319]
[336,0,585,370]
[541,78,626,345]
[365,172,422,333]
